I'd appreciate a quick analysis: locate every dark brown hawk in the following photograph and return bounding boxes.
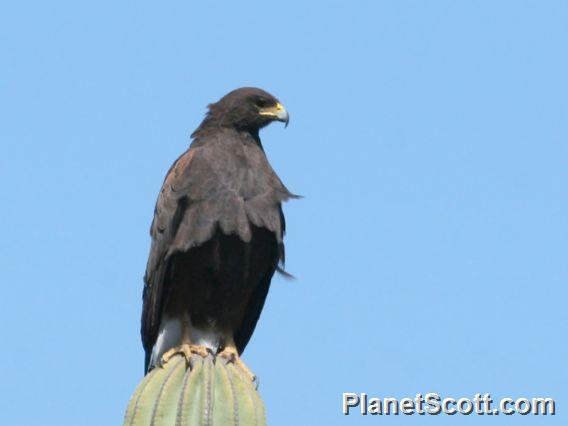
[141,87,295,378]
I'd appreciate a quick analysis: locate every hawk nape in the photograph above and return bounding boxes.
[141,87,296,379]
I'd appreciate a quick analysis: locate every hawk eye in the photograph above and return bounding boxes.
[256,98,270,108]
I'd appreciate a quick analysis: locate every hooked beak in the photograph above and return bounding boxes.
[259,102,289,127]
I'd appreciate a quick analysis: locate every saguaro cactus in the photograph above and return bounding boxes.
[124,355,266,426]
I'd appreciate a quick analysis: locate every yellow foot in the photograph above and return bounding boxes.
[218,346,256,383]
[160,344,213,368]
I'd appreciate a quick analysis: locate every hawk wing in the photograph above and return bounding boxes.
[141,147,202,371]
[233,204,287,354]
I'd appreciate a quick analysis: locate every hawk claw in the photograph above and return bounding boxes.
[218,346,257,383]
[160,344,213,368]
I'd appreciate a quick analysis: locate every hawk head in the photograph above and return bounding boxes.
[201,87,289,132]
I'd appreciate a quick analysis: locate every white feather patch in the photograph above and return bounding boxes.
[149,314,224,368]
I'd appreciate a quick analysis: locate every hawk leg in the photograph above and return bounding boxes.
[218,338,256,382]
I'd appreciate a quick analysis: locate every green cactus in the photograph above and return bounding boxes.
[124,354,266,426]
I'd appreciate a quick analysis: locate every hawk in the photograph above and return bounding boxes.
[141,87,295,378]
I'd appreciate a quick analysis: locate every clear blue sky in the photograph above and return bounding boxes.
[1,1,566,425]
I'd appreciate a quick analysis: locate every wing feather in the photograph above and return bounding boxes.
[141,148,198,371]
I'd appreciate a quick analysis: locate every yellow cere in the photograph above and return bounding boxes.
[259,102,285,116]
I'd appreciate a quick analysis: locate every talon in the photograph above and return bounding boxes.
[218,346,256,382]
[221,351,236,365]
[160,344,212,367]
[235,358,257,383]
[160,346,190,367]
[190,344,213,358]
